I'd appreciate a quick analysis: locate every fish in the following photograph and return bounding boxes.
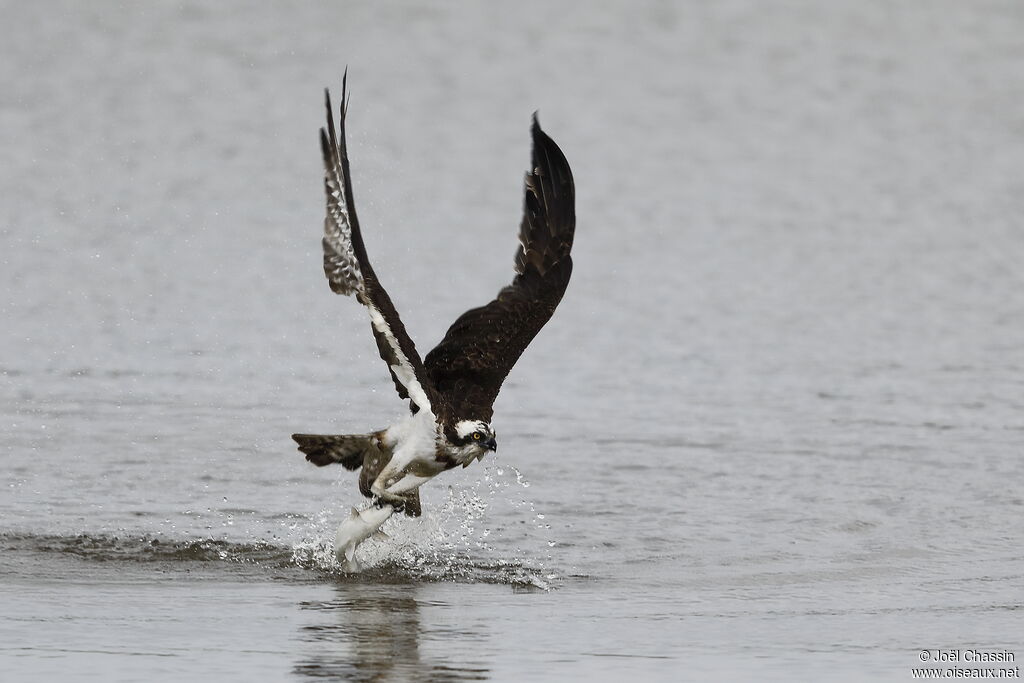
[334,504,394,569]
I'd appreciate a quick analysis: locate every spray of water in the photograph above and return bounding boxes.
[290,462,556,588]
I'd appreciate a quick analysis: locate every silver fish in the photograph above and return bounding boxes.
[334,504,394,569]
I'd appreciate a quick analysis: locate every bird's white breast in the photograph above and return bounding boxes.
[383,409,438,464]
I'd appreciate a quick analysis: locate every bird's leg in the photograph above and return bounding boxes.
[384,473,433,495]
[369,463,408,504]
[369,445,434,504]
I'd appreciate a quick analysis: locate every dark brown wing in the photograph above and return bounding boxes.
[423,116,575,420]
[320,73,442,415]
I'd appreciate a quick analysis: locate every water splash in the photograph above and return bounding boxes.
[290,463,558,588]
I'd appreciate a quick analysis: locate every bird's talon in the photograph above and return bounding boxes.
[371,487,403,506]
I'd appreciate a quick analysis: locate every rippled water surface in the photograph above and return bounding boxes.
[3,1,1023,681]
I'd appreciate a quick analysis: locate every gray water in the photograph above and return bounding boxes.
[2,1,1023,681]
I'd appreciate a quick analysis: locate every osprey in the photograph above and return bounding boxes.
[292,75,576,520]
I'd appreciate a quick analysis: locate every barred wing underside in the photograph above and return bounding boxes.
[320,76,440,414]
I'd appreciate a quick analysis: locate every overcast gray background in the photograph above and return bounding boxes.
[2,1,1023,681]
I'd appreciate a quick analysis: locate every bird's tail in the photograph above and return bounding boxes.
[292,431,422,518]
[292,433,374,469]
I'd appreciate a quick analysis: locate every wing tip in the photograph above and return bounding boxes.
[341,66,350,121]
[519,109,576,270]
[527,113,570,181]
[323,67,351,149]
[530,111,552,154]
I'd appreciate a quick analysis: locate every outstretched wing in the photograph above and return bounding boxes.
[320,74,441,415]
[423,116,575,421]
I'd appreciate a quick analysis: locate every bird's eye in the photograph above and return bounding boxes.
[473,432,481,440]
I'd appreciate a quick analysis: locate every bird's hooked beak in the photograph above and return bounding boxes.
[475,437,497,463]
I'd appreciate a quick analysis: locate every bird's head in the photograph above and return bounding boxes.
[446,419,497,466]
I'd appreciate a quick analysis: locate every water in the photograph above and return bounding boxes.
[2,1,1023,680]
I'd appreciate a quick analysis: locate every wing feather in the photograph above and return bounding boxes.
[320,74,440,414]
[423,117,575,420]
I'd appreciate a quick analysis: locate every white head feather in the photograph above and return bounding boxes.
[454,419,493,439]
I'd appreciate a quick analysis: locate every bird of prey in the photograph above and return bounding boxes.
[292,75,576,520]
